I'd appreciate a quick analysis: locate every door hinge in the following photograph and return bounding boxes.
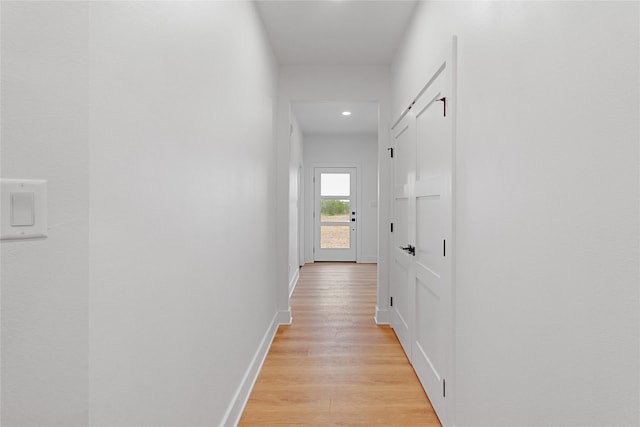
[436,97,447,117]
[387,147,394,158]
[443,379,446,397]
[390,296,393,307]
[443,240,446,257]
[390,222,394,233]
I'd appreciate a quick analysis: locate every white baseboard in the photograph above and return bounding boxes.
[375,306,389,325]
[358,255,378,263]
[220,313,279,427]
[276,308,292,325]
[288,268,300,298]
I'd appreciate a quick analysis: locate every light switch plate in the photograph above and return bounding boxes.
[1,179,48,240]
[11,192,35,226]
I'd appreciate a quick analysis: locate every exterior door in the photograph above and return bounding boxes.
[390,37,456,426]
[313,167,357,262]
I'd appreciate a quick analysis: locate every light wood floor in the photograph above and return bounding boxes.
[239,262,441,426]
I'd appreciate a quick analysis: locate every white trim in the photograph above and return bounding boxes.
[288,268,300,298]
[276,309,292,326]
[220,313,280,427]
[358,255,377,264]
[298,166,305,271]
[375,306,389,325]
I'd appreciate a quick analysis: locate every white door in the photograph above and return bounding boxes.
[390,37,456,426]
[390,118,414,359]
[313,167,357,262]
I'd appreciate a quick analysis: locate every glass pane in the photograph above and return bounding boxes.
[321,173,350,197]
[320,226,350,249]
[321,199,350,223]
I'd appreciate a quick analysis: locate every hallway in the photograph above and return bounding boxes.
[2,2,638,425]
[239,263,440,426]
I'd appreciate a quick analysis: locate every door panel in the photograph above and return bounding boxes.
[416,97,448,183]
[392,200,411,357]
[394,125,410,198]
[392,250,411,357]
[415,278,443,376]
[416,197,443,284]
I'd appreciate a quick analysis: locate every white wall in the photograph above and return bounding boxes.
[1,3,89,425]
[391,2,640,425]
[2,1,279,426]
[303,134,378,264]
[276,66,391,324]
[88,2,278,425]
[288,113,303,294]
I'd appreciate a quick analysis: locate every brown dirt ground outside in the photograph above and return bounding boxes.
[320,214,351,248]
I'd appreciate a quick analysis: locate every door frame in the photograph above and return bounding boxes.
[309,162,362,263]
[275,94,389,331]
[298,165,304,269]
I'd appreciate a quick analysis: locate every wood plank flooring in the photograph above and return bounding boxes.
[239,263,440,426]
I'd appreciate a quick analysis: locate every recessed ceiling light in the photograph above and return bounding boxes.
[342,111,351,116]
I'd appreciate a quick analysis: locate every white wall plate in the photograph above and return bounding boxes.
[1,179,48,240]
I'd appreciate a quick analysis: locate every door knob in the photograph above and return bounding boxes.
[400,245,415,256]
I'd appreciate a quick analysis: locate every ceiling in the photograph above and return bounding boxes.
[293,101,378,135]
[255,0,419,66]
[257,1,416,137]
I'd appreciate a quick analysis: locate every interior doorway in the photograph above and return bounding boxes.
[290,101,379,265]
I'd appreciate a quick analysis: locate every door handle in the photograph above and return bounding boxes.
[400,245,415,256]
